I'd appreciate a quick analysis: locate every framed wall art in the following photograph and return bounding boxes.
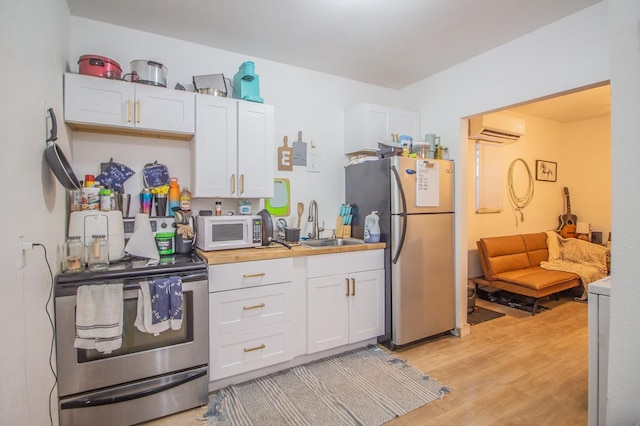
[536,160,557,182]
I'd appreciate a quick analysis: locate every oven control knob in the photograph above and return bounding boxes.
[160,221,168,229]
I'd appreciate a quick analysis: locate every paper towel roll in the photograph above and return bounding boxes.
[133,213,152,232]
[126,213,159,261]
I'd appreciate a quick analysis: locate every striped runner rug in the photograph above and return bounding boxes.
[206,345,449,426]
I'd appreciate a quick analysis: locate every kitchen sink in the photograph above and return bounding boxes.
[301,238,365,248]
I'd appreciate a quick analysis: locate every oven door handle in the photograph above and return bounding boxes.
[60,366,207,409]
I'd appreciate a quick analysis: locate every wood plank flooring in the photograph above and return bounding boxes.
[386,296,588,426]
[143,296,588,426]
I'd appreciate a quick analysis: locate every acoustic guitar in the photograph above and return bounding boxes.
[558,187,577,238]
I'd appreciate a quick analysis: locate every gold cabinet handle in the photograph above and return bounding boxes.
[243,344,265,353]
[127,99,132,122]
[136,99,141,123]
[345,278,350,297]
[240,175,245,194]
[231,174,236,194]
[351,277,356,296]
[243,272,265,278]
[243,303,266,311]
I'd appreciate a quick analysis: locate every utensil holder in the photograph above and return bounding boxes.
[115,194,131,217]
[284,228,300,243]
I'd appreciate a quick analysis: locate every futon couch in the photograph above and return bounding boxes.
[473,232,582,314]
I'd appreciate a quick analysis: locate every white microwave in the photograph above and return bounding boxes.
[195,215,262,251]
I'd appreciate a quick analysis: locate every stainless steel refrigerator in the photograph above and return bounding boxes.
[345,156,455,348]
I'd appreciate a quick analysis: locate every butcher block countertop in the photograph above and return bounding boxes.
[197,241,386,265]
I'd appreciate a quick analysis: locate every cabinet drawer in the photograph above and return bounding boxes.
[209,258,293,292]
[307,250,384,278]
[210,282,293,336]
[209,322,294,381]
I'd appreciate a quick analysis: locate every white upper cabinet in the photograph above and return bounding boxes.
[64,73,195,139]
[193,95,274,198]
[344,102,420,154]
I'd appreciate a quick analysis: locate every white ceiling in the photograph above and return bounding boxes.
[507,84,610,123]
[65,0,609,122]
[66,0,599,90]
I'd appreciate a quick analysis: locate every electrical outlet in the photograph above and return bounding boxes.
[18,236,26,269]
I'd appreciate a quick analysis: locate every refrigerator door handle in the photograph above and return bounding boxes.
[391,165,407,264]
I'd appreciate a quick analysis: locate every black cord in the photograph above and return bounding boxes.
[33,244,57,426]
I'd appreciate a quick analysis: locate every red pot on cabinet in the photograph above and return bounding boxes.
[77,55,122,79]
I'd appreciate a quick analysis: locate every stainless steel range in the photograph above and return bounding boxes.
[54,254,209,426]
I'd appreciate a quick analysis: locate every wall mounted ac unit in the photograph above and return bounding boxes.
[469,113,525,144]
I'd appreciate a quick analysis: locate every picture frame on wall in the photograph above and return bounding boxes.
[536,160,557,182]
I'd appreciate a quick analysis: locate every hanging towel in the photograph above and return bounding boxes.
[135,276,183,335]
[74,284,124,354]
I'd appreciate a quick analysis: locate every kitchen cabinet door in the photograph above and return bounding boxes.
[389,108,419,143]
[349,269,385,343]
[344,103,388,154]
[65,73,135,128]
[307,274,350,353]
[237,101,274,198]
[134,84,195,134]
[193,95,237,197]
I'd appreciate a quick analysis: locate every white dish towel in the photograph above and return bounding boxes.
[74,284,124,354]
[134,276,183,336]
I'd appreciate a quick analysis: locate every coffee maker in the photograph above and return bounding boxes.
[232,61,263,103]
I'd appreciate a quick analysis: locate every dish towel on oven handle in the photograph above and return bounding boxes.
[134,276,183,336]
[74,284,124,354]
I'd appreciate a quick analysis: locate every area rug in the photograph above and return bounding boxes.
[205,344,449,426]
[467,306,505,325]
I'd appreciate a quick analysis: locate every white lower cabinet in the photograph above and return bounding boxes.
[307,250,385,354]
[207,250,385,384]
[208,259,295,381]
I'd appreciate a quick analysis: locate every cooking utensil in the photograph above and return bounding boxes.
[193,74,227,96]
[297,202,304,229]
[292,130,307,166]
[128,60,168,87]
[284,227,300,243]
[257,209,291,249]
[44,108,81,190]
[197,87,226,97]
[277,136,293,171]
[77,55,122,79]
[265,178,290,216]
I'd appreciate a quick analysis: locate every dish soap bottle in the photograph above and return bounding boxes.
[180,187,191,211]
[168,177,180,216]
[363,211,380,243]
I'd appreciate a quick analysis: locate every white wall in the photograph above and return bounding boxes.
[400,3,609,334]
[562,115,611,239]
[0,0,70,424]
[68,17,401,232]
[606,0,640,423]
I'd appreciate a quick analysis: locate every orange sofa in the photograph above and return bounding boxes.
[474,232,581,314]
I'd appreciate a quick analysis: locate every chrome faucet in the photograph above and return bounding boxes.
[307,200,324,239]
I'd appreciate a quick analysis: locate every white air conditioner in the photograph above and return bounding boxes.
[469,113,525,144]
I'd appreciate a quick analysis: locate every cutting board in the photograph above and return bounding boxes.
[292,130,307,166]
[278,136,293,171]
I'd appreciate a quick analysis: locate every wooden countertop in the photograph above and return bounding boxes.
[197,241,386,265]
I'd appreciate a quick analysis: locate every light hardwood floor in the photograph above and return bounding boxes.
[143,296,588,425]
